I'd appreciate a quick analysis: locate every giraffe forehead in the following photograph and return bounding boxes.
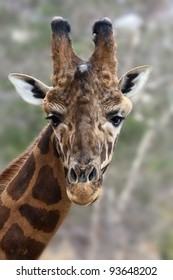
[45,80,122,111]
[44,85,98,115]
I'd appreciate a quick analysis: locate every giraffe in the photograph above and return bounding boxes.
[0,17,152,260]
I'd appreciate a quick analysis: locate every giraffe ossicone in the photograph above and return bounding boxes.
[0,17,151,259]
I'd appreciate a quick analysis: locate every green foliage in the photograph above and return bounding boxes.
[0,77,12,91]
[159,229,173,260]
[0,5,7,17]
[113,116,147,163]
[40,2,65,16]
[29,22,50,50]
[0,99,45,164]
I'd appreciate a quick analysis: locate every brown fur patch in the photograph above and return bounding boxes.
[19,204,60,233]
[7,153,36,201]
[37,125,53,154]
[107,141,112,156]
[63,143,68,160]
[101,146,106,163]
[0,133,41,194]
[1,223,45,260]
[32,165,61,205]
[0,202,10,230]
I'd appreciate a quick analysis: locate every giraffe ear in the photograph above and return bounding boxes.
[8,73,51,105]
[119,65,152,99]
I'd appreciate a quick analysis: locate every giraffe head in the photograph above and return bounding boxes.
[8,17,151,206]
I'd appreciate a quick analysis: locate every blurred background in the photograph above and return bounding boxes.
[0,0,173,260]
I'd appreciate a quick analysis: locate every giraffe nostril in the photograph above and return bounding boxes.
[69,167,78,183]
[88,167,97,182]
[68,165,98,184]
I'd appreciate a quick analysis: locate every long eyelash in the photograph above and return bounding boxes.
[106,110,119,118]
[45,112,64,121]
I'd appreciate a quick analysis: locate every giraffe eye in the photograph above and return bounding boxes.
[45,114,62,127]
[110,115,124,127]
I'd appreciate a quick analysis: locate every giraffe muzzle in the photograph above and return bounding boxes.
[66,164,102,206]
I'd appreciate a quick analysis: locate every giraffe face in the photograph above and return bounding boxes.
[8,17,152,206]
[42,68,132,205]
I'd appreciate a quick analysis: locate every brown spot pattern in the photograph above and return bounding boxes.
[32,165,61,205]
[0,203,10,230]
[19,204,60,233]
[101,146,106,164]
[1,223,45,260]
[7,153,35,200]
[38,125,53,154]
[107,141,112,157]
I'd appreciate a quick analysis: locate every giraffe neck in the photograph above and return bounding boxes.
[0,125,72,260]
[0,134,41,194]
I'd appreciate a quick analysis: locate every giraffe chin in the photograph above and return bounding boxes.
[66,183,102,206]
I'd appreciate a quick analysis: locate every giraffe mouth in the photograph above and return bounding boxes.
[66,180,102,206]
